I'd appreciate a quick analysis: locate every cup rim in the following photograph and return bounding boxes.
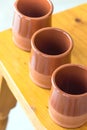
[31,27,73,58]
[51,63,87,97]
[14,0,53,20]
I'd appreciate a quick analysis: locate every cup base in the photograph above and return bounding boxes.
[29,65,51,89]
[12,32,31,51]
[49,103,87,128]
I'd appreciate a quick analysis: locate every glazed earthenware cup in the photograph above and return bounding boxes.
[29,27,73,89]
[49,64,87,128]
[12,0,53,51]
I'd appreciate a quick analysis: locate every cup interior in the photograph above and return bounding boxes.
[54,65,87,95]
[16,0,52,17]
[33,29,72,55]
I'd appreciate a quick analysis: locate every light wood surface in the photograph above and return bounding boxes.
[0,4,87,130]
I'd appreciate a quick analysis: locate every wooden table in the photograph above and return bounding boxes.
[0,4,87,130]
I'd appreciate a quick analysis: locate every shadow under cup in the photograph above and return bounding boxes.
[12,0,53,51]
[49,64,87,128]
[29,27,73,89]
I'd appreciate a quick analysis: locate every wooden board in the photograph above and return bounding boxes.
[0,4,87,130]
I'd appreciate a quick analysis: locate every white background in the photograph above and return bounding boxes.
[0,0,87,130]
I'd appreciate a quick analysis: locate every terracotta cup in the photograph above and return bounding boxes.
[49,64,87,128]
[29,27,73,89]
[12,0,53,51]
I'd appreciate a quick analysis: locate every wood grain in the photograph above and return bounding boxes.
[0,4,87,130]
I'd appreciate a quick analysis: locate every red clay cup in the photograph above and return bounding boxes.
[49,64,87,128]
[29,27,73,89]
[12,0,53,51]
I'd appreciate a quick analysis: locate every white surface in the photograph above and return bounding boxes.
[0,0,87,130]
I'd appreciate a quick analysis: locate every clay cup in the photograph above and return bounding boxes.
[29,27,73,89]
[12,0,53,51]
[49,64,87,128]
